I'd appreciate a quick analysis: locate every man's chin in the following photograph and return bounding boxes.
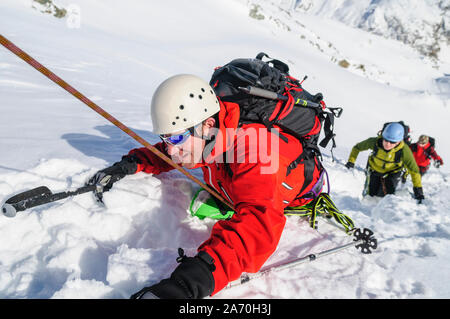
[181,162,196,169]
[171,154,200,169]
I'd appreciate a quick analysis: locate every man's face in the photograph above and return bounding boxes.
[382,138,400,151]
[162,122,212,169]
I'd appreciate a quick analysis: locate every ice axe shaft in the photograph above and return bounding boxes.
[2,185,96,217]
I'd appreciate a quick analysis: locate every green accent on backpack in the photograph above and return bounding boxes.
[189,188,234,220]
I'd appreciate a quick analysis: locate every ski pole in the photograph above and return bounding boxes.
[0,34,233,211]
[238,86,343,117]
[225,228,377,289]
[2,184,96,218]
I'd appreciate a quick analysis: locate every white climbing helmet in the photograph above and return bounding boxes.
[151,74,220,135]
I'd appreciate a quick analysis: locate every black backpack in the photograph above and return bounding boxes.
[379,121,411,145]
[209,52,342,166]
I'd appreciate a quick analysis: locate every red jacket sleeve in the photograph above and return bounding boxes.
[127,142,174,175]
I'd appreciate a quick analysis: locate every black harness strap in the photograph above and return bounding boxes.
[287,140,322,196]
[258,111,289,143]
[318,112,336,149]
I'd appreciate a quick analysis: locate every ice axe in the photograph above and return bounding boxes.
[1,184,96,217]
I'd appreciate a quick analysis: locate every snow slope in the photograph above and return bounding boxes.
[0,0,449,299]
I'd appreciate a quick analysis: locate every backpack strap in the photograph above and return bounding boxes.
[255,52,290,74]
[287,140,323,198]
[318,110,336,149]
[258,110,289,144]
[394,148,403,163]
[255,52,269,60]
[286,140,321,175]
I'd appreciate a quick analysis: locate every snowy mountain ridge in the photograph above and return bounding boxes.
[242,0,450,95]
[263,0,450,63]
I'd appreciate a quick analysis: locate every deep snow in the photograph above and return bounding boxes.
[0,0,449,299]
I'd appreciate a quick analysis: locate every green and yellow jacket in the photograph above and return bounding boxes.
[347,137,422,188]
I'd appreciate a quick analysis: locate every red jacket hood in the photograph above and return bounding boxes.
[201,99,240,165]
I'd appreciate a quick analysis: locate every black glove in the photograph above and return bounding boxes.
[434,158,443,168]
[130,249,215,299]
[87,154,140,202]
[413,187,425,203]
[345,162,355,169]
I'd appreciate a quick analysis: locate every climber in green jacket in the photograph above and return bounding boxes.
[345,123,424,202]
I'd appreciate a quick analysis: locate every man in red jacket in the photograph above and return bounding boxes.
[87,74,324,299]
[410,135,444,175]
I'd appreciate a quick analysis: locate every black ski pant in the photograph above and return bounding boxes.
[368,170,402,197]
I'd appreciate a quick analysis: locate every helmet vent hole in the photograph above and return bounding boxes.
[176,116,179,119]
[201,88,205,92]
[179,105,184,110]
[172,122,176,125]
[189,93,194,98]
[183,118,187,121]
[204,108,208,112]
[198,95,203,99]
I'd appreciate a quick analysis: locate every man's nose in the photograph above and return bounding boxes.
[166,143,181,156]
